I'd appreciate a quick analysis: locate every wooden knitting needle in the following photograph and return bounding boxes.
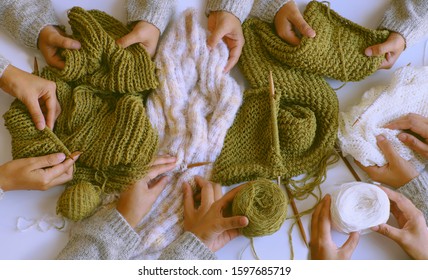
[34,57,39,76]
[187,161,212,169]
[335,144,361,182]
[284,181,309,248]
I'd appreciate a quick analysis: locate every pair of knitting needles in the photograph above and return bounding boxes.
[269,71,309,248]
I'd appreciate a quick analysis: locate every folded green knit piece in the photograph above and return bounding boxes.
[211,4,339,189]
[3,8,159,221]
[251,1,390,82]
[54,7,158,94]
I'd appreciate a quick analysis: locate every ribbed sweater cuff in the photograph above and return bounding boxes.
[0,56,10,78]
[206,0,255,23]
[251,0,291,23]
[399,171,428,222]
[158,231,217,260]
[108,209,142,251]
[127,0,174,34]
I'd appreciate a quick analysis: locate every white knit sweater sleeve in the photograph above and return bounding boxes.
[127,0,175,34]
[379,0,428,48]
[206,0,255,23]
[399,170,428,224]
[0,0,60,49]
[250,0,291,23]
[0,55,10,79]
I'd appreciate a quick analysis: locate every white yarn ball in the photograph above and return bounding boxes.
[330,182,390,234]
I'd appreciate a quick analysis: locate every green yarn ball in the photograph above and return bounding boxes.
[56,182,102,221]
[232,179,288,237]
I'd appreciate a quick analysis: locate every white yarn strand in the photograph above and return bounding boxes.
[330,182,390,234]
[0,186,4,200]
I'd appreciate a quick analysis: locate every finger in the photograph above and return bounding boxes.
[116,32,139,49]
[379,52,395,69]
[47,55,66,70]
[340,231,360,254]
[365,41,392,57]
[29,152,67,169]
[318,194,332,239]
[151,155,177,166]
[376,135,400,162]
[146,162,176,181]
[44,166,74,187]
[397,133,428,157]
[213,182,223,201]
[217,182,247,209]
[183,182,195,218]
[54,35,81,50]
[310,195,324,241]
[148,175,170,197]
[43,94,59,130]
[207,27,226,50]
[277,20,301,46]
[36,152,80,176]
[385,114,428,137]
[290,13,316,38]
[223,42,242,73]
[221,216,249,231]
[196,176,215,208]
[371,223,402,243]
[378,186,419,217]
[25,99,46,130]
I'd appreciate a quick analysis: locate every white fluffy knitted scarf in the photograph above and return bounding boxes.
[130,9,243,259]
[338,66,428,171]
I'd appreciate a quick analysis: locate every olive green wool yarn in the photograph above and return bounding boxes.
[232,179,288,237]
[3,7,159,221]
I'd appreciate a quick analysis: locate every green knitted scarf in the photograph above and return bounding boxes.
[212,1,389,198]
[3,7,159,221]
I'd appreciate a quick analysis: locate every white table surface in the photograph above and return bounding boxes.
[0,0,425,260]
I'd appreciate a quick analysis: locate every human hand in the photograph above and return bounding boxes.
[0,65,60,130]
[371,186,428,260]
[357,135,419,188]
[116,20,160,57]
[274,1,316,46]
[384,113,428,159]
[310,195,360,260]
[116,155,176,228]
[207,11,244,73]
[38,25,81,69]
[0,152,80,191]
[365,32,405,69]
[183,176,248,252]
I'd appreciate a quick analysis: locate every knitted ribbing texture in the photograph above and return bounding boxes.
[212,16,339,196]
[252,1,390,82]
[131,9,243,259]
[3,7,159,221]
[338,66,428,172]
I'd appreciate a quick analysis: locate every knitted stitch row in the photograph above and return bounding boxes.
[3,7,159,221]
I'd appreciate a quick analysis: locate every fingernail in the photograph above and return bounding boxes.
[72,41,81,49]
[58,153,67,162]
[365,48,373,56]
[36,121,45,131]
[240,217,249,226]
[370,226,379,231]
[376,135,385,142]
[308,30,316,38]
[398,134,407,141]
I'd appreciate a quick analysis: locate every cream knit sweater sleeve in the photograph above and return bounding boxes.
[206,0,255,23]
[399,170,428,223]
[0,56,10,79]
[379,0,428,48]
[250,0,291,23]
[127,0,175,34]
[0,0,60,49]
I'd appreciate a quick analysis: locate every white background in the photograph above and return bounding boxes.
[0,0,425,260]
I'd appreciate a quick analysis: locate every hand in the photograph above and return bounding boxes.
[365,32,405,69]
[371,186,428,260]
[385,113,428,159]
[116,20,160,57]
[116,155,176,228]
[310,195,360,260]
[0,152,80,191]
[183,176,248,252]
[38,25,81,69]
[207,11,244,73]
[0,65,60,130]
[357,135,419,188]
[274,1,316,46]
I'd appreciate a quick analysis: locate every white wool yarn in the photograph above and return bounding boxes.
[131,9,243,259]
[330,182,390,234]
[338,66,428,171]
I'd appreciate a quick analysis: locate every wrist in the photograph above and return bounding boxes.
[0,65,18,97]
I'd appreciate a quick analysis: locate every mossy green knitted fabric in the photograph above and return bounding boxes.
[255,1,390,82]
[3,7,159,221]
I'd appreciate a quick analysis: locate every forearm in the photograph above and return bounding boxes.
[57,207,141,260]
[379,0,428,48]
[0,56,10,79]
[206,0,255,23]
[127,0,175,34]
[398,171,428,223]
[250,0,291,23]
[158,231,217,260]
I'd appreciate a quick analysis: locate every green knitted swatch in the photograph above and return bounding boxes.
[253,1,390,82]
[3,7,159,221]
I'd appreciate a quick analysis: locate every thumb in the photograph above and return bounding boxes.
[376,135,400,162]
[116,32,139,48]
[221,216,249,231]
[340,231,360,254]
[371,223,402,243]
[365,41,391,57]
[207,27,225,50]
[24,99,46,130]
[55,35,81,50]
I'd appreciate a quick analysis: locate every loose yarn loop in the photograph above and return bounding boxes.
[3,7,159,221]
[232,179,288,238]
[338,66,428,171]
[330,182,390,234]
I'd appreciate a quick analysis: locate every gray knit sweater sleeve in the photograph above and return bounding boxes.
[398,170,428,223]
[127,0,175,34]
[158,231,217,260]
[206,0,255,23]
[0,55,10,78]
[379,0,428,48]
[0,0,60,49]
[250,0,291,23]
[57,207,141,260]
